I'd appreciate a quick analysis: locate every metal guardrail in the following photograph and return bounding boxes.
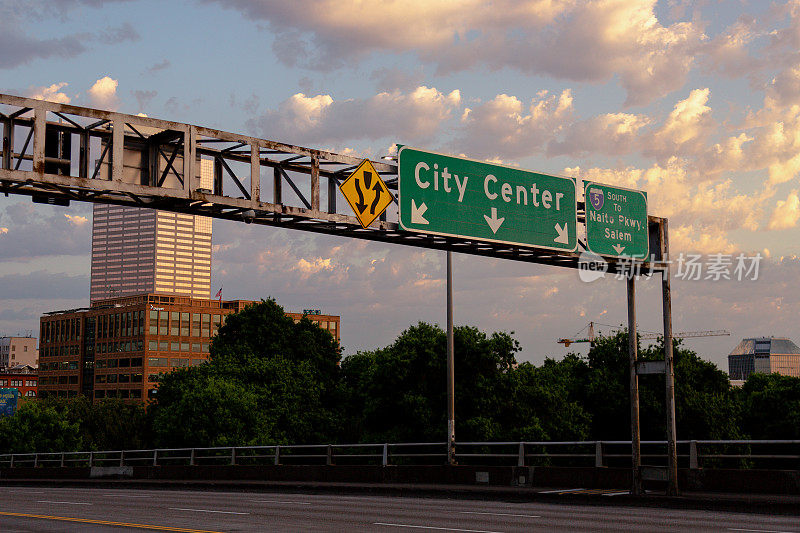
[0,440,798,469]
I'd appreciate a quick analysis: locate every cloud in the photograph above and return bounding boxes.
[768,190,800,230]
[767,63,800,109]
[210,0,703,105]
[132,89,157,111]
[64,214,88,226]
[0,200,91,261]
[0,271,88,300]
[456,89,573,160]
[248,86,461,145]
[25,82,71,104]
[566,158,764,253]
[645,88,714,160]
[145,59,171,74]
[549,111,650,157]
[87,76,119,110]
[97,22,139,44]
[0,29,85,69]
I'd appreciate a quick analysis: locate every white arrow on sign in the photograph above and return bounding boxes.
[554,223,569,244]
[612,244,626,254]
[411,199,429,225]
[483,207,505,234]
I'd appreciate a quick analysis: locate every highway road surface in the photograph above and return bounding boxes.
[0,486,797,532]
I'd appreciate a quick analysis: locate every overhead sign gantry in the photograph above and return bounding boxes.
[0,93,678,496]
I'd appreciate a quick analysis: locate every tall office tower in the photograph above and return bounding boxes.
[90,162,213,301]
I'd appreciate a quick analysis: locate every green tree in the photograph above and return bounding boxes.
[0,399,82,453]
[737,373,800,439]
[151,299,343,447]
[341,322,523,442]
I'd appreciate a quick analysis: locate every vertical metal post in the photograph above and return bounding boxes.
[119,450,124,467]
[273,166,282,204]
[627,276,642,495]
[595,441,604,468]
[382,443,389,466]
[153,449,158,467]
[517,442,525,467]
[111,118,123,182]
[184,126,196,194]
[274,445,280,466]
[328,175,337,213]
[310,154,320,211]
[250,144,260,202]
[661,219,679,496]
[446,250,455,465]
[32,108,45,174]
[190,448,196,466]
[2,118,12,170]
[326,445,333,466]
[230,447,236,466]
[689,441,699,470]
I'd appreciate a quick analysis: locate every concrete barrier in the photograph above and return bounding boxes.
[1,465,798,494]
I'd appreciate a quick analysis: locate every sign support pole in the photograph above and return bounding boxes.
[627,276,642,495]
[661,220,679,495]
[446,250,456,465]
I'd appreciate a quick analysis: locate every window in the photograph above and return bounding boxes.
[191,343,201,353]
[130,358,142,367]
[107,374,118,383]
[148,340,158,351]
[118,374,130,383]
[10,380,22,387]
[148,374,161,383]
[170,342,180,352]
[148,357,168,367]
[191,359,205,366]
[96,375,107,384]
[180,342,190,352]
[26,390,35,397]
[95,390,105,399]
[119,358,130,368]
[25,380,36,387]
[131,373,143,383]
[170,358,190,368]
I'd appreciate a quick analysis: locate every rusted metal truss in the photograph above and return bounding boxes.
[0,94,668,274]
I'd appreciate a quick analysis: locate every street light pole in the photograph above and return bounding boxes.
[446,250,455,465]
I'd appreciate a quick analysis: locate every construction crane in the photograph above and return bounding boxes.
[557,322,730,347]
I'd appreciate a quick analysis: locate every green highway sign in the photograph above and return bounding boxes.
[398,147,577,251]
[585,181,648,259]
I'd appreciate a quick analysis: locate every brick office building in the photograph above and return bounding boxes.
[39,294,340,402]
[0,364,38,399]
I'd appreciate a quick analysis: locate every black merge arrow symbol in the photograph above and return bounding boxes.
[354,173,369,214]
[369,180,384,215]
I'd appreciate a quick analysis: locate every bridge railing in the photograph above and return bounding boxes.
[0,440,797,469]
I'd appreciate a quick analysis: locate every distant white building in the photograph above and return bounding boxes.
[0,337,38,368]
[728,337,800,380]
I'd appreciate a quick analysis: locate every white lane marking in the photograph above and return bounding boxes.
[729,529,800,533]
[169,507,250,515]
[601,491,630,497]
[250,499,311,505]
[7,490,45,493]
[457,511,540,518]
[374,523,502,533]
[37,500,92,505]
[537,488,585,494]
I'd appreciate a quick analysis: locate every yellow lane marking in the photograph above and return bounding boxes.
[0,511,225,532]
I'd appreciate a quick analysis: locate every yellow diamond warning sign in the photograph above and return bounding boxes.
[339,159,393,228]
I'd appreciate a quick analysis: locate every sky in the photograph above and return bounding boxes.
[1,0,800,370]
